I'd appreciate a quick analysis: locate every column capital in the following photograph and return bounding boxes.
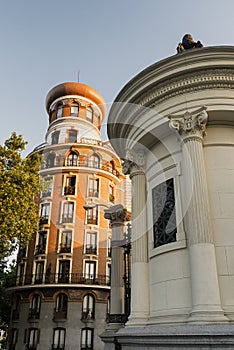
[104,204,130,226]
[122,149,145,178]
[169,106,208,141]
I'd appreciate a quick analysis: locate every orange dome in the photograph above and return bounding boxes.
[45,82,106,118]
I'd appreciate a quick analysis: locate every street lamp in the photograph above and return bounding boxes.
[83,202,131,325]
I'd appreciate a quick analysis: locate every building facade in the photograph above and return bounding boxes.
[102,46,234,348]
[7,82,127,350]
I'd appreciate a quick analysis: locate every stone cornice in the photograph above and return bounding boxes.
[133,68,234,108]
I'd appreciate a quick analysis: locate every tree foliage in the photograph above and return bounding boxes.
[0,132,40,259]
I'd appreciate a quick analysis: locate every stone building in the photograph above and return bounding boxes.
[7,82,127,350]
[102,45,234,348]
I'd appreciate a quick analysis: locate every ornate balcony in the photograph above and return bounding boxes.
[6,273,111,288]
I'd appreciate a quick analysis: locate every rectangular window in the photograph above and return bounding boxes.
[62,202,74,223]
[35,262,44,283]
[60,230,72,253]
[35,231,47,255]
[51,131,60,145]
[18,263,25,286]
[52,328,66,350]
[84,261,96,282]
[40,203,50,225]
[85,232,97,255]
[109,184,115,203]
[107,236,111,257]
[88,178,99,197]
[58,260,70,283]
[152,178,177,248]
[81,328,94,350]
[67,129,77,143]
[86,208,98,225]
[41,176,53,198]
[10,328,18,347]
[106,263,111,285]
[26,328,39,350]
[64,175,76,195]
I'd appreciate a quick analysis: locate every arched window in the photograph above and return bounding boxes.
[66,152,78,166]
[88,154,100,169]
[29,294,41,319]
[86,107,93,123]
[57,104,63,119]
[54,293,68,320]
[70,101,79,117]
[46,153,56,168]
[82,294,95,319]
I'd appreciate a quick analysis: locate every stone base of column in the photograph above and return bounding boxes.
[126,262,149,327]
[188,243,228,323]
[110,324,234,349]
[188,306,228,324]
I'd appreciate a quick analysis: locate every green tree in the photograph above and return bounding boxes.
[0,132,41,259]
[0,260,16,347]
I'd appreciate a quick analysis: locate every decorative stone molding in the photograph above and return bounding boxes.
[104,204,130,225]
[134,68,234,108]
[169,107,208,141]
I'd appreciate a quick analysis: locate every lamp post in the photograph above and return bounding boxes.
[83,202,131,327]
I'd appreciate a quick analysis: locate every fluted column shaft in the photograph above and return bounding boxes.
[170,107,227,323]
[123,152,149,326]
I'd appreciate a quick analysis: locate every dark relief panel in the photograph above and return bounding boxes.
[152,178,177,248]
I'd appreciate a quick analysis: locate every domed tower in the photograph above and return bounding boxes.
[8,82,126,350]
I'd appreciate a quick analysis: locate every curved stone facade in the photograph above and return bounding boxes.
[104,46,234,348]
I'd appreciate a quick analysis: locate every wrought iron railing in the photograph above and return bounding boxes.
[41,155,120,178]
[6,273,111,288]
[28,308,40,320]
[107,313,129,324]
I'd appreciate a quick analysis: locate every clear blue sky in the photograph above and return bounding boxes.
[1,0,234,153]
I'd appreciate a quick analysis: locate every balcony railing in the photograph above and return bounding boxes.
[86,218,98,225]
[28,308,40,320]
[64,186,75,195]
[53,308,67,320]
[81,310,94,320]
[88,190,99,197]
[35,245,46,255]
[6,273,111,288]
[41,155,120,178]
[61,216,73,224]
[85,246,97,255]
[107,313,129,324]
[59,244,71,253]
[51,345,64,350]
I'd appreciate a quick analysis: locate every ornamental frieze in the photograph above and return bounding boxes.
[131,68,234,109]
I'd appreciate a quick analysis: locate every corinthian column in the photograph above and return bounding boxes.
[122,150,149,326]
[169,107,227,323]
[104,204,130,328]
